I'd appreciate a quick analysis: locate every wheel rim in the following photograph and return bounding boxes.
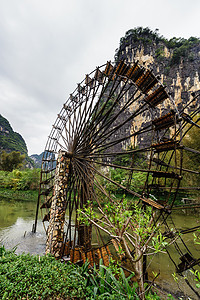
[35,60,186,259]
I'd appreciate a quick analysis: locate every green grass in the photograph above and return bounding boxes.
[0,188,38,201]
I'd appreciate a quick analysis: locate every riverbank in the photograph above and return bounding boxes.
[0,188,38,201]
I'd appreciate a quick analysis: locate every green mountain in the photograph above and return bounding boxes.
[0,114,28,155]
[30,152,44,168]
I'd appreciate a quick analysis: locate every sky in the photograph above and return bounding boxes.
[0,0,200,155]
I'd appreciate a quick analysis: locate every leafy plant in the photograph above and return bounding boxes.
[78,198,168,299]
[0,151,25,172]
[193,229,200,245]
[190,269,200,289]
[0,246,93,300]
[0,169,40,191]
[0,246,163,300]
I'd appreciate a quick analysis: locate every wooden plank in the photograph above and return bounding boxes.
[144,86,168,107]
[94,68,104,84]
[152,111,176,130]
[152,171,182,180]
[104,61,114,77]
[85,75,95,88]
[152,140,180,152]
[114,61,130,77]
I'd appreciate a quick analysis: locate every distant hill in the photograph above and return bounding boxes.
[0,114,35,168]
[30,152,43,168]
[0,114,28,154]
[30,151,56,169]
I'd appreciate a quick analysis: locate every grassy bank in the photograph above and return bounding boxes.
[0,188,38,201]
[0,169,40,201]
[0,169,40,191]
[0,246,166,300]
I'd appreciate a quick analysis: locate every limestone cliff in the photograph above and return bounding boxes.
[115,27,200,109]
[114,27,200,147]
[0,114,35,168]
[0,114,28,155]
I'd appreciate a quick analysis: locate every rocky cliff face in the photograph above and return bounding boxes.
[114,27,200,147]
[30,153,44,168]
[0,114,28,154]
[115,28,200,109]
[0,114,35,168]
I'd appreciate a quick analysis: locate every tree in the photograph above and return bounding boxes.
[0,151,25,171]
[78,198,168,299]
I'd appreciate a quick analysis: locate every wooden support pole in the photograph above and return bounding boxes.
[46,151,70,259]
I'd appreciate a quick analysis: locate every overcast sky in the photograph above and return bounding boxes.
[0,0,200,155]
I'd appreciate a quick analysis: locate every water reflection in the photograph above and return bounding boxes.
[0,197,46,255]
[0,197,36,229]
[148,211,200,299]
[0,218,46,255]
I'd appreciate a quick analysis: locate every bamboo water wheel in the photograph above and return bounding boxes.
[33,60,200,282]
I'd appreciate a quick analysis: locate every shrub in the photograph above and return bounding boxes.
[0,246,92,300]
[0,246,162,300]
[0,169,40,190]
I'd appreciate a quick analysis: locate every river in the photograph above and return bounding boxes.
[0,196,46,255]
[0,195,200,299]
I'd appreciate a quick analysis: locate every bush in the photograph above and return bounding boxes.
[0,246,93,300]
[0,247,162,300]
[0,169,40,190]
[94,166,150,199]
[0,151,25,172]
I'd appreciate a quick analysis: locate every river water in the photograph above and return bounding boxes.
[0,196,46,255]
[0,196,200,299]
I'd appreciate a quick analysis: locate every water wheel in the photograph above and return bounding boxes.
[33,60,199,277]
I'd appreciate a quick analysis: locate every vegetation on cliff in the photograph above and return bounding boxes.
[0,114,35,168]
[181,115,200,189]
[30,152,44,168]
[0,115,28,155]
[115,26,200,66]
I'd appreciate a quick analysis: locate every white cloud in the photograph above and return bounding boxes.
[0,0,199,154]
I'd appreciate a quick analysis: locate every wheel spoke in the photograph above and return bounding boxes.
[34,59,200,268]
